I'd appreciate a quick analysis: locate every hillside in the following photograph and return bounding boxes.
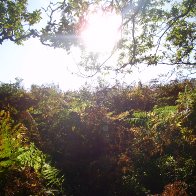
[0,79,195,195]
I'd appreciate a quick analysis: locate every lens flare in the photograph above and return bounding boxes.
[80,8,121,53]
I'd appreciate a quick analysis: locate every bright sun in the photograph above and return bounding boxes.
[80,8,121,53]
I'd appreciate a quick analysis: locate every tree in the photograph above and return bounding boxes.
[0,0,41,44]
[1,1,195,75]
[40,0,196,74]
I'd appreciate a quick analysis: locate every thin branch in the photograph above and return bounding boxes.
[115,0,149,71]
[121,0,148,28]
[185,71,196,78]
[132,17,136,62]
[116,17,136,71]
[158,62,196,66]
[75,46,117,78]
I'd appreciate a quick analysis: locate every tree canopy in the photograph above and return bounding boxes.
[1,0,195,75]
[0,0,41,44]
[40,0,196,73]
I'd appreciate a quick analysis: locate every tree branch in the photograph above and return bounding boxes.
[0,29,39,45]
[116,17,136,71]
[121,0,148,28]
[154,0,195,60]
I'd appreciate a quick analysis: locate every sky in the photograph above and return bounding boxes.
[0,37,175,91]
[0,38,90,91]
[0,0,182,91]
[0,0,89,91]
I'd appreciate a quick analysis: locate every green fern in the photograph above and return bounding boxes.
[128,111,148,127]
[0,110,64,194]
[152,105,177,119]
[17,143,64,190]
[0,110,24,170]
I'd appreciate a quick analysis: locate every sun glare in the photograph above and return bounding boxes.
[80,8,121,53]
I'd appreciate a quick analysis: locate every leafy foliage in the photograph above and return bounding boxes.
[40,0,196,73]
[0,110,25,169]
[1,1,195,76]
[0,0,41,44]
[0,109,64,195]
[0,79,196,195]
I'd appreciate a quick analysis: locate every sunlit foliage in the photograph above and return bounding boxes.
[0,83,64,195]
[0,0,41,44]
[40,0,196,74]
[0,79,195,195]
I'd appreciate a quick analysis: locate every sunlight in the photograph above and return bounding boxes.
[80,8,121,53]
[14,39,87,91]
